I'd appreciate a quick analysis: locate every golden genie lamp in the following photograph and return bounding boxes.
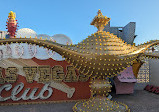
[1,10,159,112]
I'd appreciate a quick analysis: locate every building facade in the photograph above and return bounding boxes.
[0,31,8,39]
[104,22,136,45]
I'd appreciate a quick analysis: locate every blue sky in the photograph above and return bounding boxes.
[0,0,159,45]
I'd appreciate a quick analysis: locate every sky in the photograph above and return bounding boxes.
[0,0,159,45]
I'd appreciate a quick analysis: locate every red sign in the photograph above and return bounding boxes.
[0,58,91,105]
[144,85,159,94]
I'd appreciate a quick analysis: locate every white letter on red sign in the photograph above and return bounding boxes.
[0,84,12,101]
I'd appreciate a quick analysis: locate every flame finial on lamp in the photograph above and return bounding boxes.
[91,9,110,31]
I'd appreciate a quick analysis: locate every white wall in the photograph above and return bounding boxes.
[149,58,159,86]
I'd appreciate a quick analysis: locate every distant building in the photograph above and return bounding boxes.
[104,22,136,45]
[0,31,9,39]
